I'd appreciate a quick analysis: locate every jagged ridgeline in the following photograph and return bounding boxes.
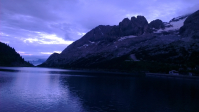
[0,42,33,67]
[40,10,199,73]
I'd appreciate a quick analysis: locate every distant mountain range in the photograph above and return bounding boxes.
[0,42,33,67]
[39,10,199,73]
[29,59,46,66]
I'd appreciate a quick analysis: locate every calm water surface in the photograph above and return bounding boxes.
[0,67,199,112]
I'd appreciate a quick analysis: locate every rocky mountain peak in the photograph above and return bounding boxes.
[154,14,190,34]
[130,16,148,26]
[169,14,190,23]
[149,19,165,30]
[179,10,199,38]
[135,15,148,26]
[119,15,150,36]
[119,18,131,30]
[39,10,199,72]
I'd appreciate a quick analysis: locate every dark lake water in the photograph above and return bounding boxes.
[0,67,199,112]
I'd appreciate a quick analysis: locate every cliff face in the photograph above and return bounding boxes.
[0,42,33,67]
[39,10,199,72]
[149,19,165,30]
[180,10,199,38]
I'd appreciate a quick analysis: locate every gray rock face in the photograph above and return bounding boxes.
[133,16,148,27]
[119,18,131,30]
[119,16,150,36]
[149,19,165,30]
[170,15,189,23]
[39,10,199,69]
[61,15,152,57]
[180,10,199,38]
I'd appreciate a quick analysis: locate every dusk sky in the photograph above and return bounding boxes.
[0,0,199,60]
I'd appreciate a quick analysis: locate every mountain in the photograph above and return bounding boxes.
[29,59,46,66]
[22,55,48,66]
[0,42,33,67]
[180,11,199,38]
[154,14,189,34]
[39,10,199,74]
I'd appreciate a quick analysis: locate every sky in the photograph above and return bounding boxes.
[0,0,199,61]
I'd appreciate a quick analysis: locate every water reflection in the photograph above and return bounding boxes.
[61,75,199,112]
[0,67,199,112]
[0,67,85,112]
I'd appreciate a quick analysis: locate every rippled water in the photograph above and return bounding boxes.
[0,67,199,112]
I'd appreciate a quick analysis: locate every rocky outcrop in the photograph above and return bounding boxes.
[119,18,131,30]
[149,19,165,30]
[180,10,199,38]
[170,14,189,23]
[0,42,33,67]
[39,10,199,72]
[119,16,150,36]
[40,15,152,67]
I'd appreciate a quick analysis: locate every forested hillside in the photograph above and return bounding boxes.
[0,42,33,67]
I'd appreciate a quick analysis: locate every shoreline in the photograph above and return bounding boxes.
[146,73,199,79]
[1,66,199,79]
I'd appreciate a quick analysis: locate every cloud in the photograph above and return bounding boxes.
[17,51,32,56]
[22,32,73,45]
[0,0,62,22]
[0,0,199,60]
[41,51,62,55]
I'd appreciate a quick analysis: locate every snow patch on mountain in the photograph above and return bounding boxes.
[169,14,189,22]
[89,41,95,44]
[154,17,187,33]
[98,27,104,35]
[118,35,137,41]
[78,44,89,48]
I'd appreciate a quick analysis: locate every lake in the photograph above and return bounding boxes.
[0,67,199,112]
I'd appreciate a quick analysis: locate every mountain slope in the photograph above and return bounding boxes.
[180,10,199,38]
[39,10,199,73]
[0,42,33,67]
